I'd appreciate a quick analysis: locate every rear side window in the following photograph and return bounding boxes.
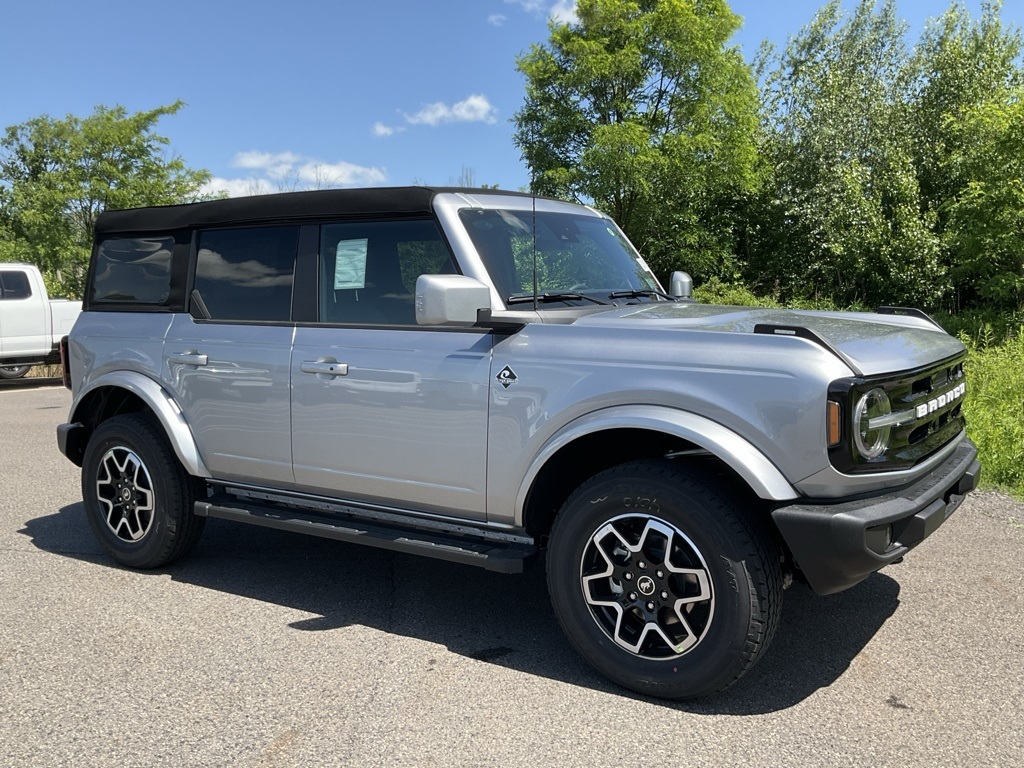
[0,270,32,300]
[91,236,174,304]
[194,226,298,322]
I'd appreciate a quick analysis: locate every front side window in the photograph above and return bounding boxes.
[458,209,658,305]
[194,226,298,322]
[319,219,455,325]
[0,270,32,300]
[90,236,174,304]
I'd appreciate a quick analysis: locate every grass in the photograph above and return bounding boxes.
[960,329,1024,498]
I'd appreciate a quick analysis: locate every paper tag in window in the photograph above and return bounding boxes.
[334,239,368,290]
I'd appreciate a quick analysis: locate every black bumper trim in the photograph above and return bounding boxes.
[57,422,87,466]
[772,439,980,595]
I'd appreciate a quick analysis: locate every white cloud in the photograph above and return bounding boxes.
[202,153,387,198]
[505,0,546,12]
[295,160,386,186]
[232,151,302,180]
[403,94,498,126]
[202,176,269,198]
[372,122,404,137]
[488,13,507,26]
[549,1,577,24]
[506,0,576,23]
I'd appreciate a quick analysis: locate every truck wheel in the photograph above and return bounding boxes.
[546,459,782,699]
[0,365,31,379]
[81,413,205,569]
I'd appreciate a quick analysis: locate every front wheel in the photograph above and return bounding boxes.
[0,365,31,379]
[546,460,782,699]
[82,413,205,568]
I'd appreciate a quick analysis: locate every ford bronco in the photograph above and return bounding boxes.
[57,187,980,699]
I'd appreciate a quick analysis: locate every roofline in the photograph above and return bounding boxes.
[94,186,557,235]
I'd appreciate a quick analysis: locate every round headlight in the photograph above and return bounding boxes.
[854,387,891,460]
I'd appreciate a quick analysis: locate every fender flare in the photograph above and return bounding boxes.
[71,370,211,478]
[515,405,798,523]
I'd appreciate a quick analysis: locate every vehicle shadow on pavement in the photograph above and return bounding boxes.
[23,505,900,714]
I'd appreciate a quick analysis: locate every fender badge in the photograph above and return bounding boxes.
[496,365,518,389]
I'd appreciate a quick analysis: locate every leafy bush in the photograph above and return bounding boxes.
[960,329,1024,497]
[692,277,781,307]
[933,308,1024,347]
[692,277,853,312]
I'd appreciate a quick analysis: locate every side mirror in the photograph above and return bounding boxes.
[416,274,492,326]
[669,271,693,299]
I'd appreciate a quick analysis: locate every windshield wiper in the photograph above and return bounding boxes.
[506,291,611,306]
[607,289,679,302]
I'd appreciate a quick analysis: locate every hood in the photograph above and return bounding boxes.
[573,303,965,377]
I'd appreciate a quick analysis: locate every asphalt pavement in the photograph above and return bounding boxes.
[1,383,1022,767]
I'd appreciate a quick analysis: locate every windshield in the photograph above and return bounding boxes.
[458,208,660,306]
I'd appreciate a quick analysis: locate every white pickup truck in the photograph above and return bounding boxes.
[0,264,81,379]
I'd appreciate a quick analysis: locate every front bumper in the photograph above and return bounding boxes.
[772,438,980,595]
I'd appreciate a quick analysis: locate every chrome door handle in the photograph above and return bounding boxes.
[168,352,208,366]
[300,361,349,377]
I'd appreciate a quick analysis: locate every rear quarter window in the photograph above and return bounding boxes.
[91,236,175,305]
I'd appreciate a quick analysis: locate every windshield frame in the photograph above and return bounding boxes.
[434,193,663,311]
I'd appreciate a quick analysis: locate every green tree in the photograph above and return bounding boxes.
[513,0,760,282]
[903,1,1023,313]
[750,0,942,309]
[0,101,213,297]
[943,91,1024,308]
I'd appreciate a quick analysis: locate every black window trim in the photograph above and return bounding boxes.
[0,269,33,300]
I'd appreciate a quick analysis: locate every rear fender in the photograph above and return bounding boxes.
[71,370,210,478]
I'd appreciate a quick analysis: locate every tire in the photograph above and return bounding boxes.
[81,413,206,569]
[546,459,782,700]
[0,365,31,379]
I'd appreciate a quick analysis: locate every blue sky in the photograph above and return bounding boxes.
[0,0,1017,196]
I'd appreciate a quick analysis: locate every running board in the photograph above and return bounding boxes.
[194,496,536,574]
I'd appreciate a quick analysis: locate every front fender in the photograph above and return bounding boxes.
[514,405,799,524]
[70,370,210,478]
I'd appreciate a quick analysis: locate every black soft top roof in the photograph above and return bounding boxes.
[95,186,533,235]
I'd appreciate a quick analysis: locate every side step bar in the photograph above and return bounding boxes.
[194,496,537,574]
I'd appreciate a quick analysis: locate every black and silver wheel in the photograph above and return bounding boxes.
[547,460,782,699]
[0,365,31,379]
[82,413,205,568]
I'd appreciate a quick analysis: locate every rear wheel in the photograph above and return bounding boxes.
[546,459,782,699]
[82,413,205,568]
[0,365,31,379]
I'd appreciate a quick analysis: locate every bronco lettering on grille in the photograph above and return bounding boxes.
[916,382,966,419]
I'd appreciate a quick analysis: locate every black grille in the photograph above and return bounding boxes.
[829,354,967,473]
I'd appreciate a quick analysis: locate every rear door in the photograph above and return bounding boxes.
[163,225,301,487]
[290,218,492,519]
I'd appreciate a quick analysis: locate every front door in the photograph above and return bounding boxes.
[291,327,492,518]
[289,218,491,519]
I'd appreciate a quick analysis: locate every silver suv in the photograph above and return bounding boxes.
[58,187,980,699]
